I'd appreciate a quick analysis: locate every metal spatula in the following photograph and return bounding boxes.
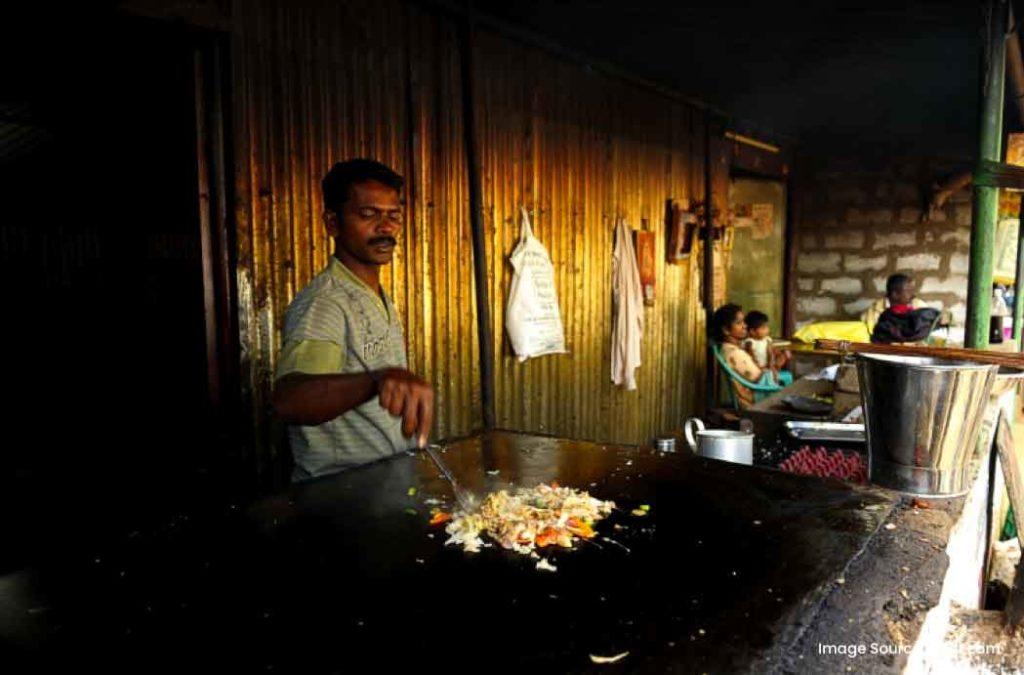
[423,443,475,512]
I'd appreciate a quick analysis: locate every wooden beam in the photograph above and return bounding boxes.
[458,13,496,430]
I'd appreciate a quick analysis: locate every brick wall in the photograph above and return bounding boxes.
[794,157,972,332]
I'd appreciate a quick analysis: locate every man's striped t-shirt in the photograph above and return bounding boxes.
[276,256,413,480]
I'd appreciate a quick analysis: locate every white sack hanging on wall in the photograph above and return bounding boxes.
[505,206,568,362]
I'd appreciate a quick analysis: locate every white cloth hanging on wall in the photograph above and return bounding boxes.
[611,218,644,390]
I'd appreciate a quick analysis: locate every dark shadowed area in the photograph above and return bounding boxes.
[471,0,983,156]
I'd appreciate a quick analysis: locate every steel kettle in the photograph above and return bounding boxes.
[684,418,754,465]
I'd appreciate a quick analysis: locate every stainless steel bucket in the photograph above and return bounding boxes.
[684,418,754,465]
[992,365,1024,398]
[857,354,998,497]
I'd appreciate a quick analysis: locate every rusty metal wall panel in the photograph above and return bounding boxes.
[231,0,480,479]
[474,31,710,445]
[229,0,716,476]
[404,8,481,441]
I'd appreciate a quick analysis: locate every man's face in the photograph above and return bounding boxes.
[326,179,403,266]
[890,280,915,305]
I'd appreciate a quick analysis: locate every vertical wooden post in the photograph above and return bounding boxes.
[459,12,496,430]
[704,112,717,411]
[783,154,800,338]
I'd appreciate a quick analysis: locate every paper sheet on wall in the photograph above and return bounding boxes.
[994,218,1019,282]
[751,203,774,240]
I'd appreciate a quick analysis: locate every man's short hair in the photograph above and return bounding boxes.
[886,273,913,296]
[744,310,769,331]
[708,304,742,343]
[322,159,404,214]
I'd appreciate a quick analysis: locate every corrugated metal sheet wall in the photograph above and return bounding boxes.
[230,0,715,474]
[475,32,709,444]
[231,0,479,478]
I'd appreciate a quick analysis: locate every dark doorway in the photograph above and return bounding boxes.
[1,11,237,569]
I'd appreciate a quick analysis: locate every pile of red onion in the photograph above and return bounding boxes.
[778,446,867,483]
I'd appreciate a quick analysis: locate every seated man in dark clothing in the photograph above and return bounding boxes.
[870,274,941,343]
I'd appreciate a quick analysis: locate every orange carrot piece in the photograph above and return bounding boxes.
[429,512,451,526]
[535,527,559,547]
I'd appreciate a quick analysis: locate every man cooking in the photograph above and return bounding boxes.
[273,159,434,481]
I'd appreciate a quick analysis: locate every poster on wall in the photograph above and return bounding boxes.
[732,203,754,228]
[634,230,656,305]
[750,203,774,240]
[713,253,727,308]
[995,133,1024,283]
[1007,132,1024,167]
[994,218,1019,283]
[731,203,774,240]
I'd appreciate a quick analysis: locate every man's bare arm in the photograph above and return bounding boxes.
[273,372,377,426]
[273,369,435,445]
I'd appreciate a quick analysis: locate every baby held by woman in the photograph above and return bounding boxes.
[742,310,792,386]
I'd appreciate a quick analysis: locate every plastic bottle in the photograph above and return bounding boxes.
[990,285,1008,344]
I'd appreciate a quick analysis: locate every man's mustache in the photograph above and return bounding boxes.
[368,236,397,247]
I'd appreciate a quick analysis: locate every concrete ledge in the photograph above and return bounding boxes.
[772,449,990,674]
[904,447,992,673]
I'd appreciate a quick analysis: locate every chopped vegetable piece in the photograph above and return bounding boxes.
[631,508,648,517]
[589,652,629,664]
[640,504,651,512]
[444,483,615,555]
[407,487,417,497]
[535,527,559,548]
[404,508,418,516]
[536,558,557,572]
[429,511,452,526]
[565,517,595,538]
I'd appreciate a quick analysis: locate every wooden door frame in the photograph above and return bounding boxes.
[190,27,238,427]
[727,169,791,335]
[187,26,241,446]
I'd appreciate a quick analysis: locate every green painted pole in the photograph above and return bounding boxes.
[966,0,1008,349]
[1014,197,1024,346]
